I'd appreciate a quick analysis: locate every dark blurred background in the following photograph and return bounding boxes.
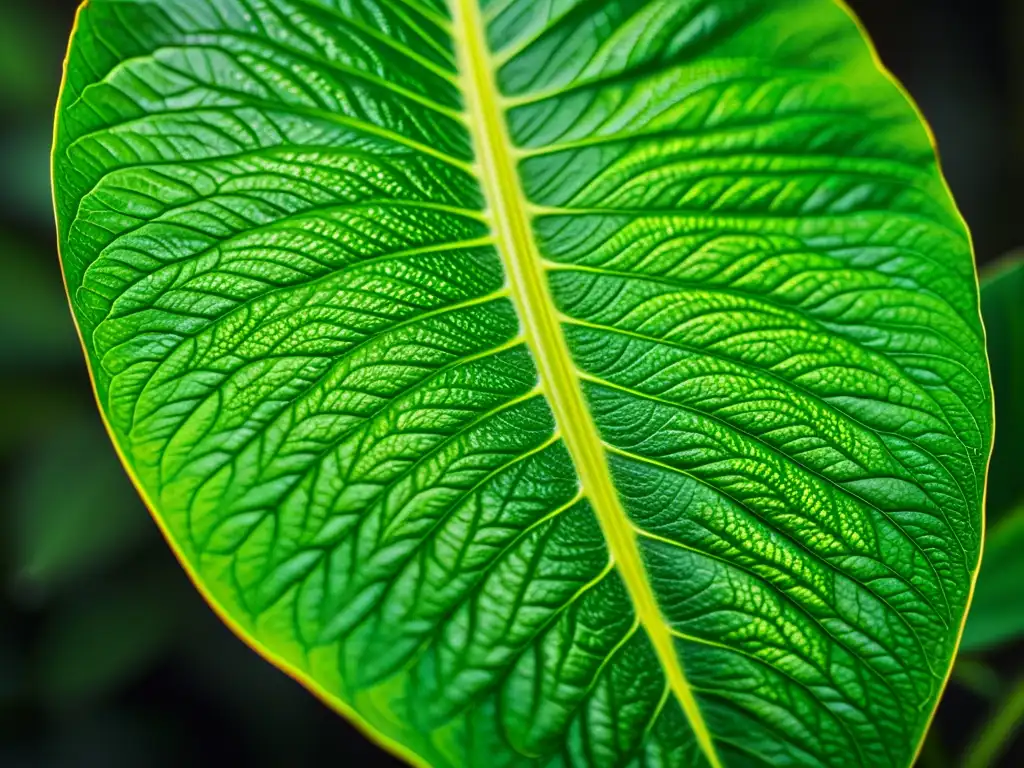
[0,1,1019,766]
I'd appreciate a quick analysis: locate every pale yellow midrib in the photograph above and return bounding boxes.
[448,3,722,766]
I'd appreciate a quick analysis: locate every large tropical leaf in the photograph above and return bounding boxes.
[52,1,991,766]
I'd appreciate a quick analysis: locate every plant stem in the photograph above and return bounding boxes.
[964,676,1024,768]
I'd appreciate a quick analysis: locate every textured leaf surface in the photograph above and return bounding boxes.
[53,1,991,766]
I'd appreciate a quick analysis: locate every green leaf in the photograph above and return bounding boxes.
[956,257,1024,653]
[978,256,1024,523]
[0,125,59,227]
[0,7,52,109]
[8,416,152,594]
[52,2,991,766]
[0,234,80,368]
[951,657,1002,701]
[962,675,1024,768]
[961,507,1024,652]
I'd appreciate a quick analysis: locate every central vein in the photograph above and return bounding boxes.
[450,2,721,765]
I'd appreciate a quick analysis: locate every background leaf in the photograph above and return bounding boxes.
[979,256,1024,522]
[962,508,1024,652]
[0,6,52,110]
[7,416,151,596]
[959,257,1024,653]
[0,233,79,370]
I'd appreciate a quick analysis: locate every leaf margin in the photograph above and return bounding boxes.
[49,2,439,766]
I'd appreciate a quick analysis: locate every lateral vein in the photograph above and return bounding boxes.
[449,2,722,766]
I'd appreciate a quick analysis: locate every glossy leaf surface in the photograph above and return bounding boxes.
[53,1,991,766]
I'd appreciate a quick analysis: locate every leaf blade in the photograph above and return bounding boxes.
[452,1,721,764]
[52,1,991,766]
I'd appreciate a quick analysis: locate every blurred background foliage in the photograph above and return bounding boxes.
[0,1,1021,766]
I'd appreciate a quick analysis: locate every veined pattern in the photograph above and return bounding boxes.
[53,1,990,766]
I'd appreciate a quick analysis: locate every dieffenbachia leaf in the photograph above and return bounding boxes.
[52,1,991,766]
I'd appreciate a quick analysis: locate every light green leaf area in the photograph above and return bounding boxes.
[52,1,991,767]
